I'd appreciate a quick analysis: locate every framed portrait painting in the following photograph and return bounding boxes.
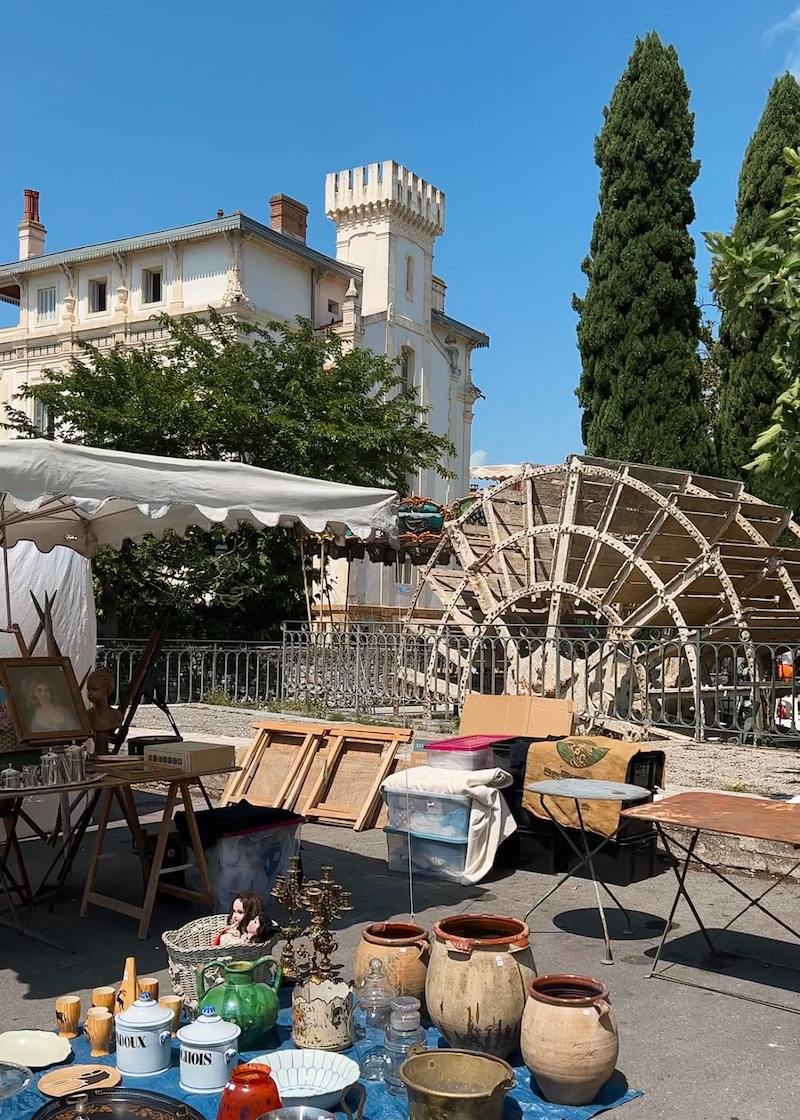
[0,657,91,746]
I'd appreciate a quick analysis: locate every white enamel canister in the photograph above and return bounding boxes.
[114,993,173,1077]
[177,1007,241,1093]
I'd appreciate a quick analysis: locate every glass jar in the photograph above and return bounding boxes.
[215,1064,281,1120]
[384,996,426,1096]
[353,958,392,1080]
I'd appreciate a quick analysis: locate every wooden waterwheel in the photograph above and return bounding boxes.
[404,455,800,718]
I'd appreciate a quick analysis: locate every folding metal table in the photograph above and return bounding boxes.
[622,791,800,998]
[526,777,651,964]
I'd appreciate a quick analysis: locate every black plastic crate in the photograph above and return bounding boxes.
[555,828,659,887]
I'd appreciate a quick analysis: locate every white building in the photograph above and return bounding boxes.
[0,164,488,619]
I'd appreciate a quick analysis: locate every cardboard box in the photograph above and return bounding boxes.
[460,694,576,739]
[143,740,235,774]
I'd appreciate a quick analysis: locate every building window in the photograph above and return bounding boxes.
[89,279,108,313]
[37,287,56,321]
[327,299,340,317]
[395,558,413,586]
[405,255,414,300]
[142,268,163,304]
[33,399,50,435]
[400,346,415,393]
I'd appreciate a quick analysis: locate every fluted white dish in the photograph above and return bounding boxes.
[248,1049,359,1109]
[0,1032,72,1069]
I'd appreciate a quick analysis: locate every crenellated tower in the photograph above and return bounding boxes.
[325,162,445,318]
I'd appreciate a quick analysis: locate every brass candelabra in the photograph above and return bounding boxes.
[271,859,352,983]
[270,855,306,983]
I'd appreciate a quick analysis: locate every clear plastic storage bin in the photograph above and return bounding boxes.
[384,790,471,840]
[384,827,469,883]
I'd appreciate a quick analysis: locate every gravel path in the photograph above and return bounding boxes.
[131,703,800,797]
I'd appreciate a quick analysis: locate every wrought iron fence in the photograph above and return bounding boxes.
[279,623,800,745]
[97,625,800,744]
[96,639,282,706]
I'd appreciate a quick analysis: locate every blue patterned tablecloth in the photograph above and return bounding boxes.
[9,1006,641,1120]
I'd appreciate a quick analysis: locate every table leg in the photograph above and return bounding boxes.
[42,792,101,906]
[649,826,715,977]
[80,787,115,918]
[178,781,214,911]
[575,801,615,966]
[115,786,151,890]
[136,782,179,940]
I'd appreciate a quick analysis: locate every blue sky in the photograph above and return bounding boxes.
[2,1,799,469]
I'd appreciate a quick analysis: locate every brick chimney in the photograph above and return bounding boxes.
[18,189,46,259]
[269,194,308,242]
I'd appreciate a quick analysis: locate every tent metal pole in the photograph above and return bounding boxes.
[0,497,12,631]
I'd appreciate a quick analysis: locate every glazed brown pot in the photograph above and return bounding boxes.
[425,914,536,1059]
[521,974,619,1105]
[353,922,430,1004]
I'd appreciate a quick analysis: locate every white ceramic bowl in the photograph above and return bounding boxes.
[248,1050,359,1110]
[0,1032,72,1070]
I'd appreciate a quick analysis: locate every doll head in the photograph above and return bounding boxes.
[228,890,264,931]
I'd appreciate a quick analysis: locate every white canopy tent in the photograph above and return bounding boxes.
[0,439,398,630]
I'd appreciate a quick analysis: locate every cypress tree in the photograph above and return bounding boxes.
[574,32,713,473]
[714,74,800,502]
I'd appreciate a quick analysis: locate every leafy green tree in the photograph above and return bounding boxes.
[714,75,800,500]
[6,313,453,637]
[574,32,714,473]
[707,148,800,503]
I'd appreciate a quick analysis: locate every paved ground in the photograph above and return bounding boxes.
[132,702,800,797]
[2,788,799,1120]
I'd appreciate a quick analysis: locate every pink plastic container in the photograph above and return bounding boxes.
[423,734,506,771]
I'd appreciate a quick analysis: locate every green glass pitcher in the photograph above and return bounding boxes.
[196,956,282,1050]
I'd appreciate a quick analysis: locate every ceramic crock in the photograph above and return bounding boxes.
[353,922,430,1005]
[114,992,173,1076]
[521,974,619,1105]
[177,1006,241,1093]
[425,914,536,1059]
[292,979,354,1050]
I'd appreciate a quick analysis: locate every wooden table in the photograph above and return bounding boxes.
[1,761,237,941]
[622,791,800,999]
[79,763,237,939]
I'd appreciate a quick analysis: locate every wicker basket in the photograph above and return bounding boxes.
[161,913,280,1014]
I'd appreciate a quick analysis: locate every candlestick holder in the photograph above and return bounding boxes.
[270,855,306,983]
[303,866,353,982]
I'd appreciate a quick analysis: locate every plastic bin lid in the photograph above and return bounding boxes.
[384,826,469,846]
[424,734,507,752]
[385,789,471,804]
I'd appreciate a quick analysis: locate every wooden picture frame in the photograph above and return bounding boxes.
[0,656,92,746]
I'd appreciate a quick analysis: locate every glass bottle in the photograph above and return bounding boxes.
[384,995,426,1096]
[352,957,393,1080]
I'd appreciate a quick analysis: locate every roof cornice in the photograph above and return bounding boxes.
[431,308,489,348]
[0,213,362,283]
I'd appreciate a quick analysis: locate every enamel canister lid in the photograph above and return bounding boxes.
[116,992,173,1029]
[177,1006,240,1046]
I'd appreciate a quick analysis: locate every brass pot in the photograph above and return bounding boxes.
[399,1048,515,1120]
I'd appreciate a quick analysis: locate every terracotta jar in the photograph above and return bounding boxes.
[353,922,430,1004]
[425,914,536,1059]
[216,1064,281,1120]
[521,975,619,1105]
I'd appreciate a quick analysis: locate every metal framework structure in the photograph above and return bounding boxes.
[404,456,800,715]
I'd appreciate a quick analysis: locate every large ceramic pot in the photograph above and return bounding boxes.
[353,922,430,1004]
[425,914,536,1058]
[196,957,281,1051]
[521,974,619,1105]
